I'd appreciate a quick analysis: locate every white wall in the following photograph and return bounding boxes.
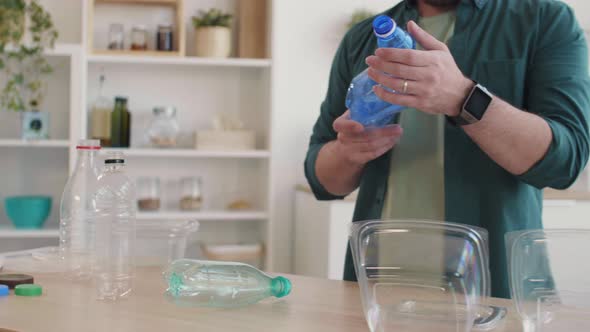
[37,0,82,44]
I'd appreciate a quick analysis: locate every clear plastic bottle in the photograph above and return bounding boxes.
[164,259,292,308]
[93,152,136,300]
[59,139,101,280]
[346,15,416,128]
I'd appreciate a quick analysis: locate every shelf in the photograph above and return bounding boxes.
[45,43,82,57]
[0,139,70,148]
[95,0,178,5]
[3,43,80,57]
[0,227,59,239]
[101,148,270,159]
[136,211,268,221]
[91,49,182,57]
[87,54,272,68]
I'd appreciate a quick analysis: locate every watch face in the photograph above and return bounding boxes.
[465,86,492,120]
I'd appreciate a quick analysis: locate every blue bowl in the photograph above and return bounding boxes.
[5,196,52,229]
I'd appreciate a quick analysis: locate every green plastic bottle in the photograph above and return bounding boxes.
[164,259,292,308]
[110,96,131,148]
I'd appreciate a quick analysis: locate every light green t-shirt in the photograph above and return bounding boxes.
[381,11,456,221]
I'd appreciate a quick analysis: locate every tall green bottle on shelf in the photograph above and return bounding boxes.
[110,96,131,148]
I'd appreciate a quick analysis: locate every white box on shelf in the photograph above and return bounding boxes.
[195,130,256,151]
[201,243,264,269]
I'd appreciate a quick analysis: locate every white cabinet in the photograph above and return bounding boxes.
[293,187,590,280]
[543,200,590,230]
[294,189,355,280]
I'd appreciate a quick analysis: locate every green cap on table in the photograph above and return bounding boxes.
[15,284,42,297]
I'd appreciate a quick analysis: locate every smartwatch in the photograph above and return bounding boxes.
[447,83,493,126]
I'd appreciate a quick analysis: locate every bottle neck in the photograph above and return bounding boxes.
[75,150,99,174]
[114,101,127,112]
[270,277,291,298]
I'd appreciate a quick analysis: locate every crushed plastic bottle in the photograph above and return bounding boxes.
[346,15,416,128]
[59,139,101,280]
[93,152,136,300]
[164,259,292,308]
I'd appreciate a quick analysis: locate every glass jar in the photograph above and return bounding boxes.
[131,25,148,50]
[180,177,202,211]
[108,23,124,50]
[146,106,179,148]
[137,177,161,211]
[157,24,173,51]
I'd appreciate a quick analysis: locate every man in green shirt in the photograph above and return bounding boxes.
[305,0,590,298]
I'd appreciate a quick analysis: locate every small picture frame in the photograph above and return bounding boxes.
[21,111,49,140]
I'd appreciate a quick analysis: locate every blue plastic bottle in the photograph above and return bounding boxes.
[345,15,416,128]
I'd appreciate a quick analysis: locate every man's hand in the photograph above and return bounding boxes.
[365,20,473,116]
[314,110,403,196]
[333,110,403,166]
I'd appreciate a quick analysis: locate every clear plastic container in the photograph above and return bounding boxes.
[350,220,494,332]
[93,152,136,301]
[507,229,590,331]
[59,139,101,280]
[136,176,161,211]
[146,106,179,148]
[135,220,199,267]
[179,176,202,211]
[1,221,198,274]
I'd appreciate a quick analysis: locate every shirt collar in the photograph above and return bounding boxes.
[404,0,488,9]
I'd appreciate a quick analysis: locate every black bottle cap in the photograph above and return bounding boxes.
[105,159,125,164]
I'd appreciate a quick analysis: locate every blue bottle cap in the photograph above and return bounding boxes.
[373,15,397,37]
[0,284,9,297]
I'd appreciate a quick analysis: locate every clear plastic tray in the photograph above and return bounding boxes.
[350,220,495,332]
[0,220,199,273]
[507,229,590,331]
[135,220,199,267]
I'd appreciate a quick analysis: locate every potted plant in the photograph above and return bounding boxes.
[191,8,232,58]
[0,0,58,140]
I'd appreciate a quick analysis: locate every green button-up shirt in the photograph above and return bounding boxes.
[305,0,590,298]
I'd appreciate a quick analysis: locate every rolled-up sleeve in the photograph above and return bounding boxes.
[304,33,353,200]
[518,2,590,189]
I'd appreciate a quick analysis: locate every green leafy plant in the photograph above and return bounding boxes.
[0,0,58,112]
[191,8,232,29]
[348,9,375,29]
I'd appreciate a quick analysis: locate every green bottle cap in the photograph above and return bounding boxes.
[271,276,292,298]
[14,284,42,297]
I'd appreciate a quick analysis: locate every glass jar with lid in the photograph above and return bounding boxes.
[131,25,148,50]
[146,106,179,148]
[180,177,202,211]
[137,176,161,211]
[108,23,124,50]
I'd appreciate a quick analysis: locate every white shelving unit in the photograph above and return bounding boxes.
[0,227,59,239]
[79,0,274,268]
[101,148,270,159]
[0,43,82,253]
[0,139,70,148]
[137,211,268,221]
[87,54,272,68]
[1,1,275,268]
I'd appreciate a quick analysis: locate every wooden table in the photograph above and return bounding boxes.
[0,269,524,332]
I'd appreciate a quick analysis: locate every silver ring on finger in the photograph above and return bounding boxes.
[402,80,409,94]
